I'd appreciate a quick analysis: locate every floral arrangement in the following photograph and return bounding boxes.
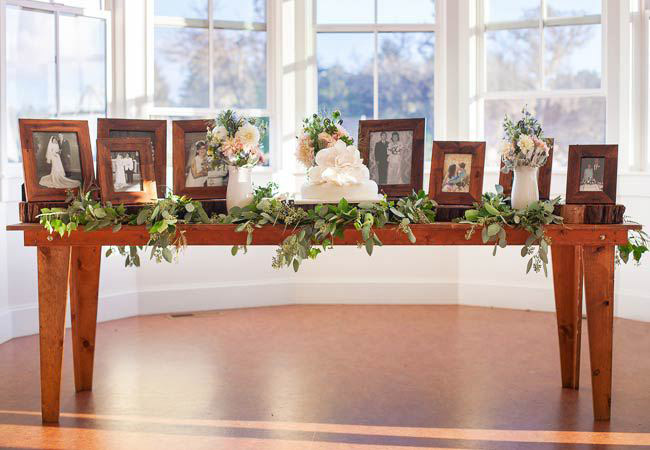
[296,110,353,168]
[499,107,550,172]
[206,110,267,168]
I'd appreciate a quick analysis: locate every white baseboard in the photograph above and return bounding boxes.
[1,280,648,344]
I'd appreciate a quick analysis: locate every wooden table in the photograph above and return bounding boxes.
[6,222,641,423]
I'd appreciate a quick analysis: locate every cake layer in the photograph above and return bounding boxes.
[300,180,382,202]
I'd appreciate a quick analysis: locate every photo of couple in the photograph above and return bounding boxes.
[441,154,472,193]
[34,132,83,189]
[111,152,142,192]
[184,132,227,188]
[579,157,605,192]
[368,130,413,185]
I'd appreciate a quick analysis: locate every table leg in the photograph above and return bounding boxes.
[551,245,583,389]
[37,246,71,423]
[70,246,101,392]
[583,245,615,421]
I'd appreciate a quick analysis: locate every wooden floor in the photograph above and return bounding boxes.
[0,305,649,450]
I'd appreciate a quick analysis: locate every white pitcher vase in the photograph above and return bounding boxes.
[226,166,254,211]
[511,166,539,210]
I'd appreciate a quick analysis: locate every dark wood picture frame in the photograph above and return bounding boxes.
[499,138,554,200]
[566,144,618,204]
[172,119,225,200]
[358,118,425,197]
[429,141,486,205]
[97,138,157,204]
[19,119,95,202]
[98,118,167,198]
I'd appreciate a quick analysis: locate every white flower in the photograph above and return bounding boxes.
[212,125,228,141]
[308,140,368,186]
[517,135,535,156]
[235,122,260,149]
[499,140,514,158]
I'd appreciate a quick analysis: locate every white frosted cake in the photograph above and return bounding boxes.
[299,140,382,203]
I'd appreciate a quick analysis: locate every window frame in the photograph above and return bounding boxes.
[146,0,278,172]
[0,0,111,172]
[313,0,441,145]
[473,0,609,171]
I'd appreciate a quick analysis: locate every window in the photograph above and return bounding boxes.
[3,1,108,162]
[478,0,605,168]
[152,0,270,165]
[316,0,435,157]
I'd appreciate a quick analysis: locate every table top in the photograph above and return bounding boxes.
[6,223,641,247]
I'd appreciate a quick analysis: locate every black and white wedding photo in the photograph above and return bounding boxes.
[33,131,82,189]
[368,130,413,185]
[111,151,142,192]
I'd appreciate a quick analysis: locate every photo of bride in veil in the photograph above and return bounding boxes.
[34,132,83,189]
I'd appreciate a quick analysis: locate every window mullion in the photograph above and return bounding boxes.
[373,0,378,119]
[55,10,61,116]
[208,0,214,110]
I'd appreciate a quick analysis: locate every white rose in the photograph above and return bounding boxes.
[517,135,535,156]
[235,122,260,149]
[212,125,228,141]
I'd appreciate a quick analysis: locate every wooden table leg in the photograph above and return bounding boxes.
[37,246,71,423]
[551,245,583,389]
[583,245,615,421]
[70,246,101,392]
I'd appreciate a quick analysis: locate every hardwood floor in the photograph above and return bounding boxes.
[0,305,649,449]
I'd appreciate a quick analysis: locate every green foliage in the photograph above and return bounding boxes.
[213,109,268,141]
[502,105,544,142]
[618,226,649,265]
[459,186,563,276]
[302,110,354,154]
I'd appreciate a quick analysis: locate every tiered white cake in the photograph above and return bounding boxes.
[299,140,382,203]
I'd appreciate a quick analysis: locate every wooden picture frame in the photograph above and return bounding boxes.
[97,138,157,204]
[358,118,425,197]
[172,119,227,200]
[566,144,618,204]
[499,138,554,200]
[429,141,486,205]
[98,118,167,198]
[19,119,95,202]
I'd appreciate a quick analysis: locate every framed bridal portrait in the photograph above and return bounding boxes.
[98,118,167,198]
[566,144,618,204]
[19,119,95,202]
[358,118,425,197]
[429,141,486,205]
[97,138,157,204]
[499,138,555,200]
[172,119,228,200]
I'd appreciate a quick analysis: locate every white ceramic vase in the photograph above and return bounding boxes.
[511,166,539,210]
[226,166,254,211]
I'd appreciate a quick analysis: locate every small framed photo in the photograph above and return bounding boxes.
[173,119,228,200]
[98,118,167,198]
[566,144,618,204]
[19,119,95,202]
[358,118,425,197]
[499,138,554,200]
[97,138,157,204]
[429,141,486,205]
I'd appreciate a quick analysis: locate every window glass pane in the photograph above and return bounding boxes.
[484,97,605,169]
[378,32,434,159]
[154,27,209,108]
[544,24,601,89]
[317,33,374,141]
[59,15,107,115]
[6,7,56,162]
[213,0,265,22]
[486,0,539,22]
[59,0,102,8]
[155,0,207,19]
[213,30,267,109]
[486,29,539,91]
[377,0,434,24]
[317,0,374,24]
[547,0,601,17]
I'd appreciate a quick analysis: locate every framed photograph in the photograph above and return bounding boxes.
[97,138,157,204]
[173,119,228,200]
[566,144,618,204]
[98,118,167,198]
[499,138,554,200]
[429,141,486,205]
[358,118,425,197]
[19,119,95,202]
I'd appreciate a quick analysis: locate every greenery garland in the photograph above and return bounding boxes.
[37,185,646,274]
